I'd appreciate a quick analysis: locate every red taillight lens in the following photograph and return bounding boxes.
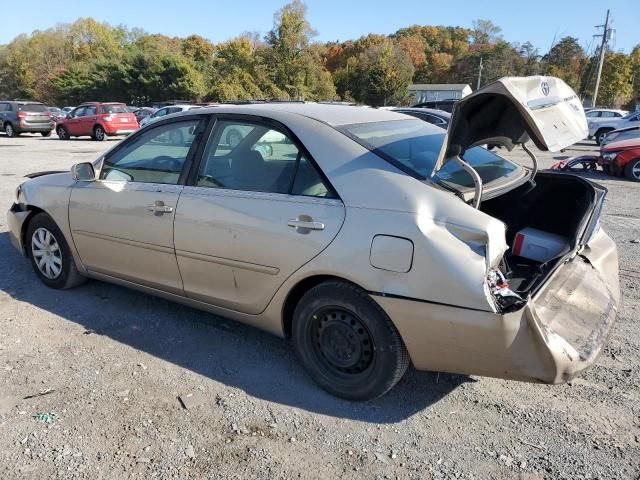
[17,112,27,118]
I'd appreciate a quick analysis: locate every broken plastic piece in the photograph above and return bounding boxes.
[488,268,524,310]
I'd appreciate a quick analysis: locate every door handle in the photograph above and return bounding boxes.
[288,218,325,231]
[147,201,174,214]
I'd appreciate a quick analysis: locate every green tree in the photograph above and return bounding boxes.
[543,36,585,90]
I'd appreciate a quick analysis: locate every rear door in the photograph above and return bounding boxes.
[174,117,346,314]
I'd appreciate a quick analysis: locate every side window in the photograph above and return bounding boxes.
[154,108,168,118]
[73,107,86,118]
[197,120,335,198]
[600,111,616,118]
[84,106,97,116]
[0,103,7,112]
[586,111,600,118]
[100,119,203,184]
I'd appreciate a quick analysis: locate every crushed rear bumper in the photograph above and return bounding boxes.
[375,228,619,384]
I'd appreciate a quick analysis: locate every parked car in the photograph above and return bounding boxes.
[0,100,54,137]
[62,107,75,114]
[139,105,201,127]
[602,125,640,145]
[410,99,457,112]
[133,107,155,123]
[392,107,450,128]
[56,102,139,141]
[598,136,640,181]
[8,76,618,400]
[588,110,639,145]
[46,107,66,123]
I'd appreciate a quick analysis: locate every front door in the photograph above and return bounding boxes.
[77,104,97,136]
[69,117,206,293]
[174,118,346,314]
[65,106,85,136]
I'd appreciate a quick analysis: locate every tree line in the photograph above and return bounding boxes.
[0,1,638,108]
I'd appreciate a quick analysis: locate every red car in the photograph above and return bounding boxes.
[598,137,640,181]
[56,102,139,141]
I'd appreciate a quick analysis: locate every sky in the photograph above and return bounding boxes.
[1,0,638,54]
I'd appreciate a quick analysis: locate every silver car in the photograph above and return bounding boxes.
[8,76,619,400]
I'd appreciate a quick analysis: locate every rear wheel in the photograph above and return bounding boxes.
[93,125,107,141]
[25,213,86,289]
[5,123,17,137]
[624,158,640,182]
[41,130,52,137]
[57,126,69,140]
[292,280,409,400]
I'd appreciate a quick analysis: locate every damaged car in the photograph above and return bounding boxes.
[7,76,619,400]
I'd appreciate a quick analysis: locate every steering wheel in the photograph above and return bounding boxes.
[152,155,182,171]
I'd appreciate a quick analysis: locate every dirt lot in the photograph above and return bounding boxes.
[0,132,639,480]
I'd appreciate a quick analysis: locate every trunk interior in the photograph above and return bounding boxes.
[480,172,598,300]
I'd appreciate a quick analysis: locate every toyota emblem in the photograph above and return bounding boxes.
[541,81,550,96]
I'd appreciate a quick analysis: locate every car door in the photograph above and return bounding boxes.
[174,117,346,314]
[69,117,206,293]
[0,102,8,125]
[78,104,97,136]
[65,106,85,135]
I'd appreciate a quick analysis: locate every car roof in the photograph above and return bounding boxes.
[187,103,410,126]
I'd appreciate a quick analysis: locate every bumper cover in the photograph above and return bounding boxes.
[376,229,619,384]
[7,203,30,256]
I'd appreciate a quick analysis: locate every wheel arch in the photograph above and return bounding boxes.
[281,274,368,338]
[20,205,48,255]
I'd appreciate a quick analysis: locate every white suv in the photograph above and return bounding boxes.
[585,108,632,144]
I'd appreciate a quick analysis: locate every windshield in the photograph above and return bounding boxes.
[101,104,128,114]
[342,119,518,189]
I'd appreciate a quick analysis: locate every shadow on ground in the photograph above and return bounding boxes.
[0,231,469,423]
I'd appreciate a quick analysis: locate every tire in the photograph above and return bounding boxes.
[25,213,86,289]
[57,126,69,140]
[624,158,640,182]
[93,125,107,141]
[595,128,613,146]
[5,123,17,137]
[41,130,52,137]
[292,280,409,400]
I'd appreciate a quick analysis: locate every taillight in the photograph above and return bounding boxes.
[17,112,27,118]
[103,115,113,122]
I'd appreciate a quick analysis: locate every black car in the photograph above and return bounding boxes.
[0,101,54,137]
[392,107,451,128]
[411,99,457,113]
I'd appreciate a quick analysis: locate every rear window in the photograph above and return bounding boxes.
[342,119,518,189]
[101,104,128,114]
[18,103,47,113]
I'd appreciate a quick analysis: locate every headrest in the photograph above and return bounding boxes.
[231,150,265,183]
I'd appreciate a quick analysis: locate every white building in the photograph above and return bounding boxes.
[408,84,472,104]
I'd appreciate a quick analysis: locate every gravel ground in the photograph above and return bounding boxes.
[0,132,639,480]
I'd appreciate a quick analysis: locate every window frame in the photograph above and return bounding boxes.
[185,113,340,200]
[97,114,210,186]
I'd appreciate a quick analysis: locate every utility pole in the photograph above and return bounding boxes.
[592,9,611,108]
[476,56,483,90]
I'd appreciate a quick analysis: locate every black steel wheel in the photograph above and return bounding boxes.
[292,280,409,400]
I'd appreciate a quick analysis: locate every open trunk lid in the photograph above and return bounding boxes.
[433,76,588,174]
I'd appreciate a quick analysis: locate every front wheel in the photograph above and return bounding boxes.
[292,281,409,400]
[57,126,69,140]
[595,129,612,145]
[624,158,640,182]
[93,125,107,141]
[25,213,86,289]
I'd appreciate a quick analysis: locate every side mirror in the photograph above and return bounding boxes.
[71,162,96,181]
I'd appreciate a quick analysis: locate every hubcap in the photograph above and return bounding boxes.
[311,307,374,375]
[96,128,104,140]
[633,162,640,180]
[31,227,63,279]
[6,125,13,136]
